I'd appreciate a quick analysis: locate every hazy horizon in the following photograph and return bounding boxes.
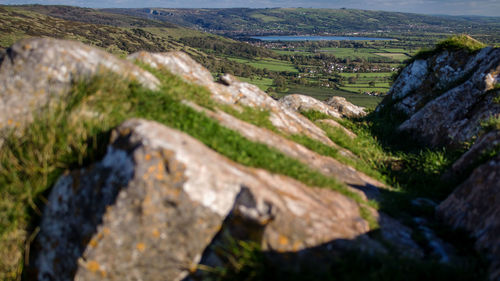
[1,0,500,17]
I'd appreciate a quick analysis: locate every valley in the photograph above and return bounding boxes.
[3,5,499,109]
[0,4,499,281]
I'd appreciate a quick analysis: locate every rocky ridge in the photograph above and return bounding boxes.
[0,36,498,280]
[379,41,500,280]
[0,38,424,281]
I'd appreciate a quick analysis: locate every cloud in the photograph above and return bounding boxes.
[0,0,499,16]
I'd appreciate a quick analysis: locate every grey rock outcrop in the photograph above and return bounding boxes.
[128,51,335,146]
[0,38,159,131]
[437,155,500,281]
[278,94,342,119]
[380,43,500,280]
[380,47,500,148]
[324,96,367,118]
[33,119,372,281]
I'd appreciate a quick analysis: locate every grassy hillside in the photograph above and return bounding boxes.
[103,8,500,43]
[0,6,191,56]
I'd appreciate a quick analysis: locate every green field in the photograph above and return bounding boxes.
[227,57,299,73]
[338,72,392,93]
[340,86,390,93]
[276,86,383,108]
[273,47,412,62]
[375,52,410,61]
[237,76,274,91]
[319,47,382,59]
[339,72,393,78]
[273,49,311,56]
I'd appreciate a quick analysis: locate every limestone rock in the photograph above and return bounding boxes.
[379,47,500,147]
[278,94,342,119]
[128,51,334,146]
[437,155,500,281]
[185,101,384,197]
[0,38,159,130]
[324,96,366,118]
[32,119,372,281]
[442,129,500,182]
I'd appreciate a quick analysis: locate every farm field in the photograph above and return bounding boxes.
[273,47,413,62]
[277,86,383,108]
[237,76,274,91]
[227,57,299,73]
[338,72,392,93]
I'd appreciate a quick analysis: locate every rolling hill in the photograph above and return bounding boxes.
[103,8,500,43]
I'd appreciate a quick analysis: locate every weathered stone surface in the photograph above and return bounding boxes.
[129,51,335,146]
[278,94,342,119]
[324,96,366,118]
[185,101,384,196]
[33,119,373,281]
[0,38,159,130]
[437,155,500,281]
[442,129,500,182]
[380,47,500,148]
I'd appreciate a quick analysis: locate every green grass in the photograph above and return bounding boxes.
[237,76,274,91]
[0,6,188,55]
[280,86,383,109]
[272,49,310,56]
[298,109,466,214]
[0,68,376,280]
[227,57,298,73]
[319,47,378,58]
[374,52,410,61]
[339,72,393,78]
[340,85,390,93]
[481,115,500,132]
[410,35,486,63]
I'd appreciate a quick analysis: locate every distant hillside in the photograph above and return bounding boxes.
[0,5,194,55]
[102,8,500,42]
[0,5,286,85]
[18,4,177,28]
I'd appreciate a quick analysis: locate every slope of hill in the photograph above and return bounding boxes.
[0,5,282,87]
[103,8,500,42]
[0,5,190,55]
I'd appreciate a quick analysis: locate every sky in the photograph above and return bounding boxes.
[1,0,499,17]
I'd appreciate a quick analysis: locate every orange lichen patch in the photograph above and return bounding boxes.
[102,227,111,235]
[119,128,131,137]
[86,260,101,273]
[136,242,146,252]
[100,269,107,278]
[189,263,198,273]
[155,161,165,180]
[147,165,156,174]
[292,241,302,252]
[7,119,13,125]
[152,229,160,238]
[105,205,113,213]
[88,238,99,248]
[145,154,152,161]
[279,235,289,246]
[163,188,180,198]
